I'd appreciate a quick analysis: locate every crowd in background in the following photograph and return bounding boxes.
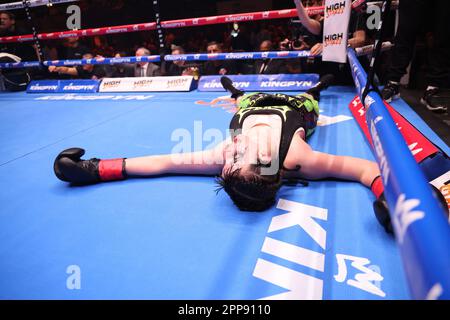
[0,0,370,85]
[0,0,448,100]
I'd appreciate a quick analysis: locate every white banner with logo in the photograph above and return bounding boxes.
[99,76,195,92]
[322,0,352,63]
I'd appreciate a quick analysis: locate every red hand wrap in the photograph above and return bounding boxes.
[98,159,125,181]
[371,176,384,199]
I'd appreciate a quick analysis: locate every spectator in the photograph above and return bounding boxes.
[290,0,367,54]
[59,37,90,60]
[134,47,161,77]
[230,23,252,52]
[48,53,112,79]
[160,32,178,56]
[381,0,449,112]
[165,46,198,77]
[201,41,236,76]
[252,22,272,50]
[111,51,134,78]
[254,40,289,74]
[0,11,16,35]
[0,11,37,61]
[92,36,115,58]
[292,0,368,84]
[42,41,59,61]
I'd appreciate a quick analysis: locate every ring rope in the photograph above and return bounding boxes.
[361,0,392,105]
[348,46,450,300]
[0,0,396,44]
[21,0,45,64]
[0,42,392,69]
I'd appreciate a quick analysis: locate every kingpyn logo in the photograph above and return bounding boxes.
[252,198,388,299]
[324,33,344,46]
[30,83,58,91]
[252,199,328,299]
[325,1,346,18]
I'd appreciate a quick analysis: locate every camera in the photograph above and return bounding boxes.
[280,38,307,51]
[281,19,319,50]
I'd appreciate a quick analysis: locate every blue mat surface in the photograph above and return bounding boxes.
[0,87,448,299]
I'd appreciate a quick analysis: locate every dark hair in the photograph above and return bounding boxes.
[0,11,15,20]
[216,166,282,212]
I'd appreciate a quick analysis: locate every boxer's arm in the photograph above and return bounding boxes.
[295,149,381,187]
[125,141,227,176]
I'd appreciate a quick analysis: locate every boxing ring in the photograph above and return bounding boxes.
[0,0,449,300]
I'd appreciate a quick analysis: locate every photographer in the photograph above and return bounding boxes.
[291,0,369,84]
[278,1,324,73]
[279,23,321,74]
[290,0,367,56]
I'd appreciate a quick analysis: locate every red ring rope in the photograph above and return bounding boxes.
[0,0,368,44]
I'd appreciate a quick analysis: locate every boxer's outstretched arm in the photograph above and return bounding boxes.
[54,140,229,185]
[299,151,381,187]
[125,140,227,176]
[283,135,380,187]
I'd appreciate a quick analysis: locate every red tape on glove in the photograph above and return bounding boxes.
[99,159,125,181]
[371,176,384,199]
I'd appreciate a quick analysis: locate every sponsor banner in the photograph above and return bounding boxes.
[0,61,41,69]
[59,80,100,93]
[99,76,196,92]
[165,50,311,61]
[27,80,100,93]
[44,55,160,67]
[27,81,60,93]
[349,95,439,163]
[322,0,352,63]
[35,94,154,101]
[198,74,319,92]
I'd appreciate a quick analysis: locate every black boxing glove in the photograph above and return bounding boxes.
[54,148,126,185]
[373,193,394,234]
[371,176,394,234]
[371,175,449,235]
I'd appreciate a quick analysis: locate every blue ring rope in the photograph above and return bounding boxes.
[348,47,450,300]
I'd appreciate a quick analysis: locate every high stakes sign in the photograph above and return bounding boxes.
[322,0,352,63]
